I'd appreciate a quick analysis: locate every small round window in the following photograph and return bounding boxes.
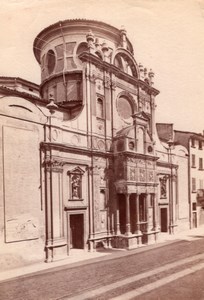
[117,96,133,120]
[46,50,56,74]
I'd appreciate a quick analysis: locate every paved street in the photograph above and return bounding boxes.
[1,235,204,300]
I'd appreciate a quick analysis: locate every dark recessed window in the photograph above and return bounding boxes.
[97,98,104,119]
[128,141,134,150]
[192,154,196,168]
[192,177,196,192]
[46,49,56,74]
[148,146,153,153]
[199,158,203,170]
[199,140,203,150]
[191,138,195,148]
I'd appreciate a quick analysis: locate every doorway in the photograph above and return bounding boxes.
[70,214,84,249]
[160,208,168,232]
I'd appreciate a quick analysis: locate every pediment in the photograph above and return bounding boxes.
[67,166,85,175]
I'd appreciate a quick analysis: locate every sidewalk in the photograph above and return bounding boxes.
[1,225,204,283]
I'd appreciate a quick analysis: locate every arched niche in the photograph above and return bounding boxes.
[76,42,89,64]
[137,127,145,154]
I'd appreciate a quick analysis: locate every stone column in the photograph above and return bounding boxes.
[116,196,121,235]
[135,194,141,234]
[125,194,131,236]
[153,193,159,231]
[146,194,152,232]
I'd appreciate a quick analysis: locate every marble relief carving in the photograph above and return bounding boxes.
[98,139,105,150]
[71,134,80,145]
[148,170,154,182]
[97,119,105,135]
[129,167,136,181]
[139,168,146,182]
[159,176,167,199]
[94,174,101,232]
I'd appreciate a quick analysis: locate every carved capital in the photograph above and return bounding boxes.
[104,74,111,89]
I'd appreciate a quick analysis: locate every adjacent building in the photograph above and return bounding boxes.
[174,130,204,228]
[157,124,204,230]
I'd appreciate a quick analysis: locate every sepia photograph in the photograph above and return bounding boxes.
[0,0,204,299]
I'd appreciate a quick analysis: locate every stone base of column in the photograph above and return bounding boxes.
[114,233,143,250]
[142,230,159,245]
[45,241,68,263]
[88,240,96,252]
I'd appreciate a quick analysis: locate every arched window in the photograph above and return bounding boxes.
[113,52,138,78]
[114,56,123,71]
[46,49,56,74]
[97,98,104,118]
[77,42,88,63]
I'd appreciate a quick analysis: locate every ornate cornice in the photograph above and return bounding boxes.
[40,142,113,158]
[157,160,178,169]
[79,52,160,96]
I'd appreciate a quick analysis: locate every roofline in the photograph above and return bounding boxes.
[174,130,204,140]
[0,76,39,89]
[0,86,41,102]
[33,18,134,63]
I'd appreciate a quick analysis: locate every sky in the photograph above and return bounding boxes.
[0,0,204,133]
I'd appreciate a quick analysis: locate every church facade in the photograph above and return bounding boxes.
[0,19,189,268]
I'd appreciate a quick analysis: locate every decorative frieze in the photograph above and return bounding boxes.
[98,139,105,151]
[91,136,106,151]
[137,159,145,167]
[43,157,65,171]
[95,79,104,94]
[71,134,80,146]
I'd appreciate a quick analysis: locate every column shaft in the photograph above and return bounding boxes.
[116,196,121,235]
[125,194,131,236]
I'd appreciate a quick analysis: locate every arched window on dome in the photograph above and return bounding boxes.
[77,42,89,62]
[127,65,133,76]
[114,52,138,78]
[46,49,56,74]
[114,55,124,71]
